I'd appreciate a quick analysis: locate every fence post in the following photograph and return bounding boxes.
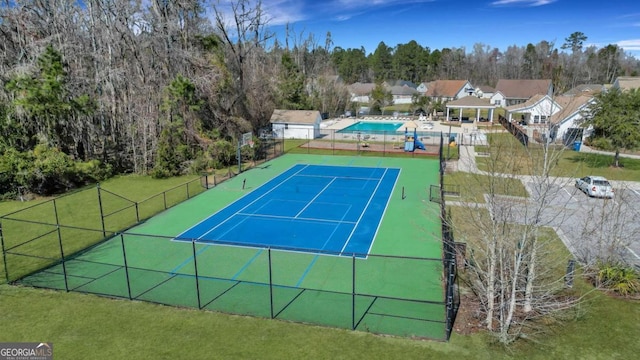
[163,192,167,210]
[53,199,70,292]
[268,247,274,319]
[120,234,132,300]
[97,183,106,237]
[192,240,202,309]
[352,254,356,330]
[0,221,9,283]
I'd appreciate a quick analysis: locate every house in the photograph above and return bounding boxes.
[612,76,640,91]
[423,80,473,102]
[491,79,553,107]
[503,94,595,144]
[387,84,418,104]
[475,85,495,100]
[270,109,322,139]
[549,95,595,145]
[347,82,376,103]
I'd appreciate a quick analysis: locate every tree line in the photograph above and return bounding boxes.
[1,1,639,197]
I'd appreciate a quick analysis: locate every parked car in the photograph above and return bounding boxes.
[575,176,614,198]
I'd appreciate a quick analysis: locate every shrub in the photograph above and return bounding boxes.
[587,137,614,151]
[596,262,640,296]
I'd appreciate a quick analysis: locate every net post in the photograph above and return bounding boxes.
[119,234,132,300]
[0,221,9,283]
[53,199,70,292]
[268,247,274,319]
[134,202,140,223]
[192,240,202,309]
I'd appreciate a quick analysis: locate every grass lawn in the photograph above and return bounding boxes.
[475,133,640,180]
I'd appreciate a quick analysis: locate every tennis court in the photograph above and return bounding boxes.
[176,164,399,256]
[13,154,452,340]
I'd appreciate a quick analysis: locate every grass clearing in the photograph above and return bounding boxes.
[475,133,640,180]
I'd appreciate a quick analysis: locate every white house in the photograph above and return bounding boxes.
[550,95,596,144]
[504,94,560,125]
[504,94,595,144]
[270,109,322,139]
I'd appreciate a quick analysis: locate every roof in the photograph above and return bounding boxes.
[389,85,418,96]
[494,79,552,99]
[399,120,420,129]
[348,82,376,95]
[504,94,549,111]
[563,84,605,96]
[424,80,469,98]
[269,110,321,125]
[446,96,495,108]
[385,80,417,88]
[477,85,495,93]
[613,76,640,91]
[549,95,594,124]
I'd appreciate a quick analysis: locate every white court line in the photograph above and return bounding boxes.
[295,178,336,218]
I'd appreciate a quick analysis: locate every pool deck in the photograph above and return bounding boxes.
[321,116,457,133]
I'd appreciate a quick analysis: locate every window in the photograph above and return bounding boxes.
[533,115,548,124]
[285,124,289,129]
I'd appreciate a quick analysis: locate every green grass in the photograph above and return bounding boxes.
[0,175,201,282]
[475,133,640,180]
[1,277,638,359]
[444,172,528,202]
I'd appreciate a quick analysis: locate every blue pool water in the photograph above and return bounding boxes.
[338,121,403,133]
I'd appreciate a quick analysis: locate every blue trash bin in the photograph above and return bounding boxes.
[573,141,581,151]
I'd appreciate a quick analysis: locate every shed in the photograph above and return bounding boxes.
[270,109,322,139]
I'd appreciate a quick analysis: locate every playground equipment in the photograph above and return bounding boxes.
[404,127,426,152]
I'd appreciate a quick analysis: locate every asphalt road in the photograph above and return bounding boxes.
[516,179,640,269]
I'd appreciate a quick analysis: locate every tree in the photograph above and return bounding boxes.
[452,131,583,344]
[277,52,309,109]
[369,82,393,113]
[582,88,640,167]
[369,42,393,82]
[562,31,587,53]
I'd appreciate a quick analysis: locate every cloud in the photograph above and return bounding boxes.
[490,0,557,6]
[261,0,435,24]
[617,39,640,52]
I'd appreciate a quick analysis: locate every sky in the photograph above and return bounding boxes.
[257,0,640,57]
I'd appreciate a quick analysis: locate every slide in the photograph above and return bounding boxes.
[404,141,414,152]
[415,139,425,150]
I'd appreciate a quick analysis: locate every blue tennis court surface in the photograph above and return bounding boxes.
[175,164,400,256]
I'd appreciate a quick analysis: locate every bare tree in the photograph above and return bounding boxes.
[452,126,585,343]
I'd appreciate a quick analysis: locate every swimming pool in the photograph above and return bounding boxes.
[337,121,403,133]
